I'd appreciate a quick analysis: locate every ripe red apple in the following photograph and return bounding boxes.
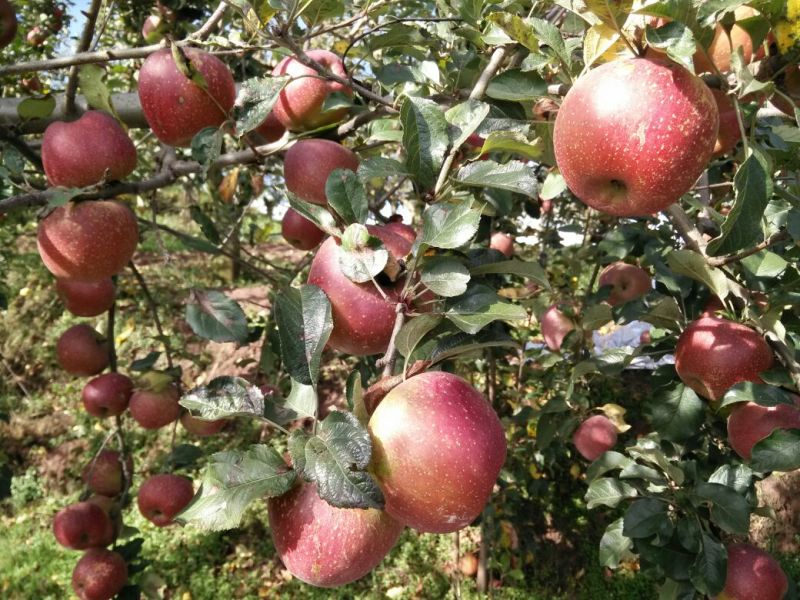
[271,49,352,131]
[694,7,761,74]
[710,88,743,157]
[307,225,412,356]
[281,208,325,250]
[141,15,163,43]
[489,232,514,258]
[129,378,181,429]
[553,57,718,216]
[727,397,800,460]
[138,47,236,147]
[598,262,651,306]
[369,371,507,533]
[56,278,115,317]
[81,373,133,418]
[72,548,128,600]
[37,200,139,281]
[180,412,225,436]
[26,25,47,46]
[254,111,285,143]
[459,552,479,577]
[268,481,403,587]
[541,305,575,352]
[53,501,115,550]
[82,450,132,497]
[283,139,359,205]
[0,0,17,48]
[137,473,194,527]
[715,543,788,600]
[384,216,416,243]
[675,316,774,401]
[572,415,618,461]
[56,324,110,376]
[42,111,137,188]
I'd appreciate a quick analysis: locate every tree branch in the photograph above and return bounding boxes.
[128,261,174,371]
[664,204,708,256]
[706,230,791,267]
[0,126,43,170]
[65,0,103,115]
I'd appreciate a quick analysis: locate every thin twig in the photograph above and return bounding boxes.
[378,303,405,377]
[128,261,174,370]
[190,1,229,41]
[664,204,708,256]
[0,126,43,170]
[65,0,103,115]
[707,230,791,267]
[107,296,117,372]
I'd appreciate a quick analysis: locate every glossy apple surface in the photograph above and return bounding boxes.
[572,415,618,461]
[254,111,286,143]
[56,324,109,376]
[53,501,115,550]
[129,383,181,429]
[72,548,128,600]
[727,396,800,460]
[541,305,575,352]
[489,232,514,258]
[82,450,132,497]
[714,543,788,600]
[598,262,651,306]
[81,373,133,418]
[694,7,760,74]
[281,208,325,250]
[283,139,359,205]
[137,474,194,527]
[56,278,115,317]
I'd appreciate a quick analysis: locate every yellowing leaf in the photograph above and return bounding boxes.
[600,403,632,432]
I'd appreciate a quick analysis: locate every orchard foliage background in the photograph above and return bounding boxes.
[2,0,800,598]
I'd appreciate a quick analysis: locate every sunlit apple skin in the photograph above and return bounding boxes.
[72,548,128,600]
[553,57,718,216]
[541,305,574,352]
[37,201,138,281]
[268,481,404,587]
[710,88,743,157]
[138,47,236,147]
[281,208,325,250]
[56,324,110,376]
[0,0,18,48]
[675,316,774,401]
[180,412,225,436]
[727,396,800,460]
[271,49,352,131]
[82,450,132,497]
[384,216,416,243]
[572,415,618,461]
[489,232,514,258]
[598,262,651,306]
[308,225,411,356]
[56,278,115,317]
[81,373,133,418]
[694,7,760,74]
[254,111,286,143]
[714,543,788,600]
[129,383,181,429]
[137,474,194,527]
[53,501,115,550]
[283,139,359,205]
[369,372,507,533]
[42,111,137,188]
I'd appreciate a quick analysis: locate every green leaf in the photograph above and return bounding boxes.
[420,257,471,297]
[288,429,311,478]
[446,284,527,334]
[470,258,551,290]
[583,22,621,68]
[645,22,697,69]
[456,160,538,198]
[16,95,56,120]
[400,96,449,189]
[177,444,295,530]
[666,250,729,300]
[171,45,208,90]
[485,69,547,101]
[486,12,538,51]
[623,498,673,539]
[599,518,633,568]
[586,451,634,483]
[641,297,683,331]
[707,148,773,256]
[750,429,800,472]
[286,191,340,237]
[345,371,369,426]
[582,303,612,331]
[708,464,754,496]
[191,127,223,174]
[338,224,389,283]
[445,99,491,149]
[690,532,727,597]
[740,250,788,278]
[180,376,298,425]
[78,64,118,118]
[585,477,637,509]
[719,382,797,409]
[47,188,83,208]
[479,131,544,160]
[186,290,249,343]
[357,157,409,179]
[585,0,634,28]
[285,380,318,421]
[325,170,368,225]
[233,76,288,135]
[540,169,567,200]
[395,314,443,359]
[693,482,751,535]
[189,205,221,244]
[420,199,481,249]
[647,383,706,442]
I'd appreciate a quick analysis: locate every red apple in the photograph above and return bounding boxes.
[21,75,42,93]
[541,305,575,352]
[271,49,352,131]
[715,543,788,600]
[56,324,109,376]
[129,378,181,430]
[710,88,743,157]
[26,25,47,46]
[141,15,163,43]
[37,200,139,281]
[254,111,285,143]
[283,139,359,205]
[82,450,132,497]
[307,225,412,356]
[268,481,404,587]
[384,216,416,243]
[459,552,479,577]
[0,0,17,48]
[180,412,225,436]
[81,373,133,418]
[727,396,800,460]
[72,548,128,600]
[489,232,514,258]
[598,262,651,306]
[137,473,194,527]
[56,278,115,317]
[369,371,507,533]
[281,208,325,250]
[694,7,761,74]
[53,501,115,550]
[553,57,718,216]
[138,47,236,147]
[42,111,137,188]
[675,316,774,401]
[572,415,618,461]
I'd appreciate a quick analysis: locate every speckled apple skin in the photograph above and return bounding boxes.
[129,384,181,429]
[675,316,773,401]
[57,278,115,317]
[714,543,788,600]
[308,225,411,356]
[137,474,194,527]
[554,57,718,216]
[82,373,133,418]
[82,450,132,497]
[254,111,286,142]
[138,47,236,147]
[572,415,618,461]
[727,396,800,460]
[268,481,403,588]
[271,49,352,131]
[38,201,138,281]
[53,501,115,550]
[56,324,109,376]
[281,208,325,250]
[369,372,507,533]
[384,220,416,243]
[541,305,574,352]
[283,139,359,205]
[489,233,514,258]
[72,548,128,600]
[710,88,743,157]
[42,111,137,187]
[598,262,651,306]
